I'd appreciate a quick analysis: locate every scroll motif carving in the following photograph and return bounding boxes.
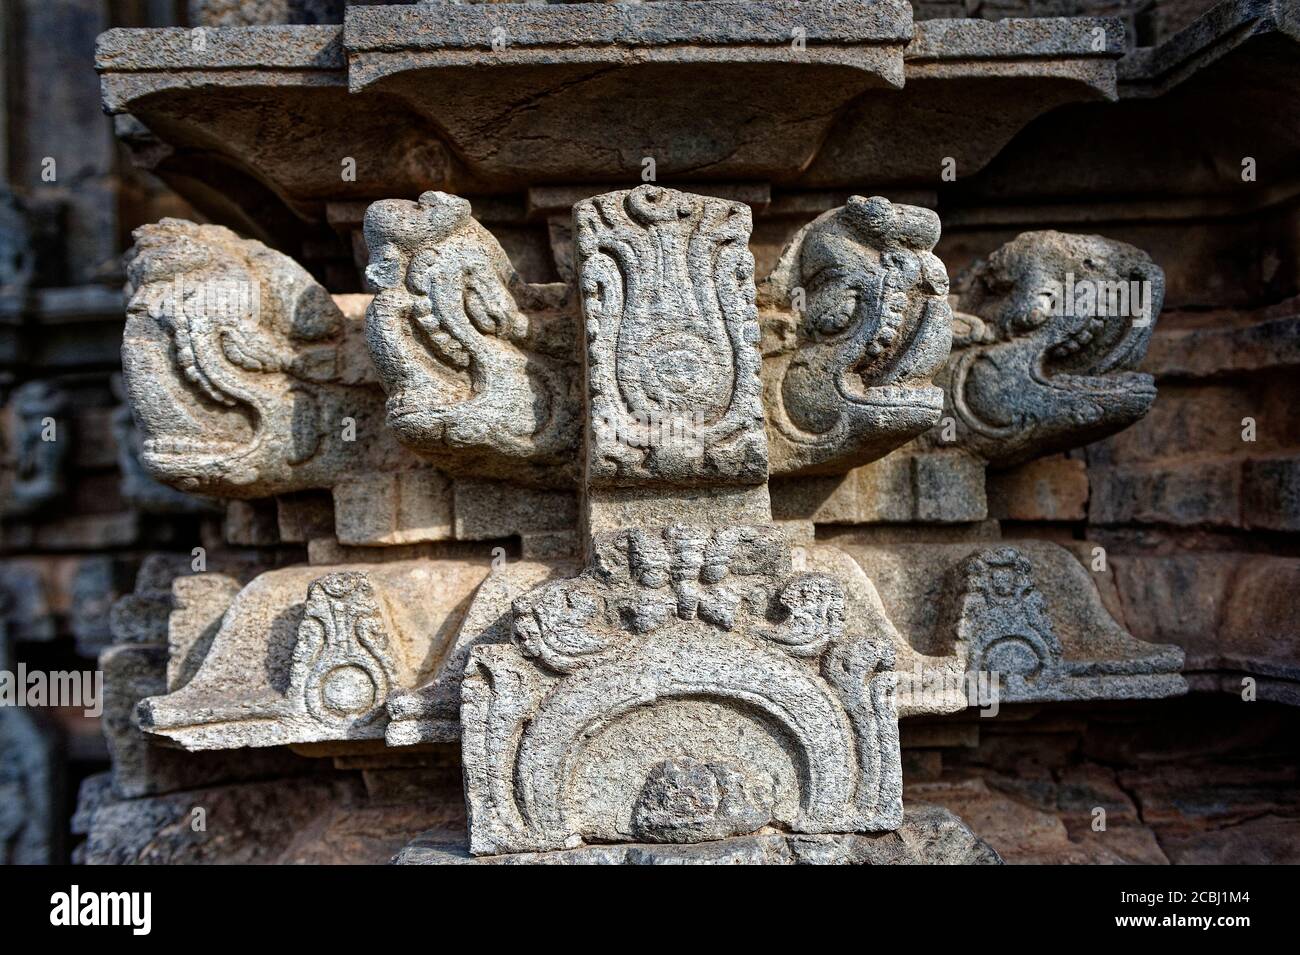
[949,547,1063,689]
[363,191,579,487]
[461,525,902,856]
[575,185,767,486]
[460,187,902,858]
[289,572,399,727]
[762,196,952,476]
[132,561,487,751]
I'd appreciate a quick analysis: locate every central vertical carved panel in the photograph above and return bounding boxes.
[459,186,903,857]
[575,185,767,487]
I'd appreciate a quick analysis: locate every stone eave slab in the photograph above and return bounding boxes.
[344,0,911,80]
[96,25,346,113]
[1119,0,1300,98]
[93,8,1139,231]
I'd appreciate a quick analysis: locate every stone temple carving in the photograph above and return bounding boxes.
[364,191,580,488]
[122,218,427,498]
[460,186,902,856]
[106,179,1186,862]
[949,548,1064,689]
[927,230,1163,467]
[781,229,1166,526]
[362,187,952,495]
[761,195,953,476]
[848,540,1185,709]
[136,560,490,750]
[576,186,768,488]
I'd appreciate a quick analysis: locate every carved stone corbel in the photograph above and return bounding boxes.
[135,561,490,750]
[122,218,428,500]
[846,540,1186,708]
[761,195,953,477]
[775,229,1165,526]
[929,229,1163,467]
[363,191,580,488]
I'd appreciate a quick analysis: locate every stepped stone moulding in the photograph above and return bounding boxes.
[400,803,1001,865]
[459,186,903,857]
[95,7,1131,249]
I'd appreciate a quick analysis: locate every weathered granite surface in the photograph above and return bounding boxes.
[122,218,424,499]
[363,191,578,486]
[761,195,952,475]
[92,8,1133,250]
[849,541,1186,708]
[454,186,905,856]
[36,0,1295,869]
[398,803,1001,865]
[135,559,490,750]
[775,229,1164,525]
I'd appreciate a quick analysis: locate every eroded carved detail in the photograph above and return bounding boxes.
[763,196,952,476]
[845,540,1186,710]
[926,230,1162,466]
[364,191,579,487]
[575,185,767,486]
[122,218,418,498]
[289,572,399,728]
[134,560,489,750]
[461,187,901,858]
[461,525,902,855]
[949,547,1063,689]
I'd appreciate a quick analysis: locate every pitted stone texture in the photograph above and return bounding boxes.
[397,803,1000,865]
[461,523,903,856]
[136,559,490,750]
[576,185,767,487]
[122,219,431,499]
[925,230,1163,468]
[101,554,316,798]
[761,195,952,476]
[845,540,1186,709]
[363,191,579,488]
[805,229,1165,526]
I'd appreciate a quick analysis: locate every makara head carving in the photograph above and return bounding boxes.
[363,191,579,488]
[935,230,1163,466]
[763,196,953,475]
[122,219,352,496]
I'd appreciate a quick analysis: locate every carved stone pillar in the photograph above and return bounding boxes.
[459,186,903,856]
